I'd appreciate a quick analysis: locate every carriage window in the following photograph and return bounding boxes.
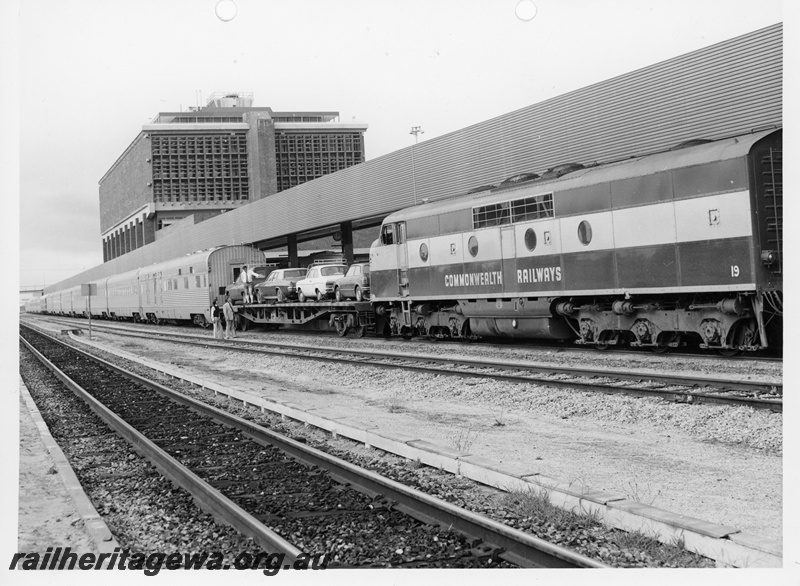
[419,243,429,262]
[381,224,395,245]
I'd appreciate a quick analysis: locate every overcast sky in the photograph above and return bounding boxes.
[6,0,786,292]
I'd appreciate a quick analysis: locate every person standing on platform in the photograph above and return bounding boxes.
[223,294,236,339]
[211,299,224,339]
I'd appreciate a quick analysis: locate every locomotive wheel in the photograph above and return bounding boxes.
[400,325,414,340]
[298,290,306,302]
[595,343,610,351]
[354,324,367,338]
[716,347,741,357]
[335,319,349,337]
[355,286,363,302]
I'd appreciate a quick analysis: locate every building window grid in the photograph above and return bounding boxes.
[275,132,363,192]
[151,134,249,202]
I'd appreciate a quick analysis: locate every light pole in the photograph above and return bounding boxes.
[409,126,424,204]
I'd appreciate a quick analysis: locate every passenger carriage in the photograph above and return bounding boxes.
[103,268,144,321]
[138,246,265,326]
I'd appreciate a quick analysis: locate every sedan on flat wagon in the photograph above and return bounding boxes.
[254,267,307,303]
[296,264,348,302]
[334,263,370,301]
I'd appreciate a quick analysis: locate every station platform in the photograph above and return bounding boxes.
[17,379,118,555]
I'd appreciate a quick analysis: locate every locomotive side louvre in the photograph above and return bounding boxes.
[370,129,781,350]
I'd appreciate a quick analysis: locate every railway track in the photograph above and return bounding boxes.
[33,314,783,362]
[19,326,607,569]
[40,318,782,412]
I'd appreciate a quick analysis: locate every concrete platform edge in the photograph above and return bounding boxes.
[18,378,120,554]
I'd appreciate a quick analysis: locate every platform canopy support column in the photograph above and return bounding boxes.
[287,234,298,267]
[340,221,354,265]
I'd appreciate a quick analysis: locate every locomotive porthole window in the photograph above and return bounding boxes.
[578,220,593,245]
[468,236,479,257]
[524,228,537,251]
[419,242,429,262]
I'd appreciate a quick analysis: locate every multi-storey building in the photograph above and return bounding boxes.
[99,93,367,261]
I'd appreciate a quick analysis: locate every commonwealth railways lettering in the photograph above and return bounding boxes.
[444,271,503,288]
[517,267,562,284]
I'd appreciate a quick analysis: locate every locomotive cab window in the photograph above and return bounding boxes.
[380,224,395,245]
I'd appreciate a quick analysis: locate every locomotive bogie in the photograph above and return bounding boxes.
[556,293,763,351]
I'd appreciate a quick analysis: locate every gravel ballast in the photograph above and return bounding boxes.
[22,318,783,548]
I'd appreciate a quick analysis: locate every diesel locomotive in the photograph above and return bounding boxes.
[368,128,782,352]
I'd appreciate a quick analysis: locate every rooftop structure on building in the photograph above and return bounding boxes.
[98,93,368,262]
